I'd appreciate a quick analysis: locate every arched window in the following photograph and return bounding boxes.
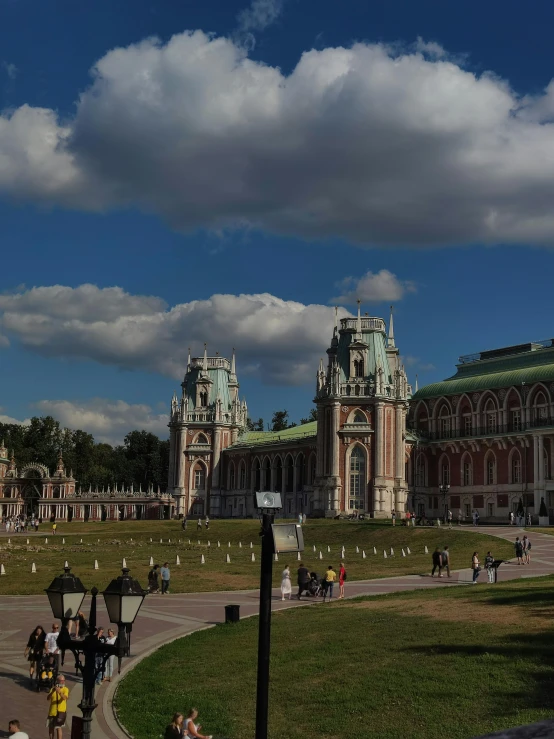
[485,454,496,485]
[533,391,548,426]
[462,457,472,486]
[274,457,283,492]
[355,385,360,396]
[511,452,521,484]
[196,433,209,445]
[53,486,61,499]
[285,456,294,493]
[263,458,271,490]
[440,459,450,486]
[229,462,235,490]
[354,410,366,423]
[239,462,246,489]
[349,446,366,511]
[485,399,497,434]
[439,406,451,439]
[253,459,261,491]
[193,464,206,490]
[295,453,305,491]
[354,358,364,378]
[415,455,427,487]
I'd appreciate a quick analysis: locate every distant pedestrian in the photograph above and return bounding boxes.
[296,562,310,599]
[298,513,303,525]
[205,516,209,530]
[338,561,347,599]
[161,562,171,594]
[52,522,57,535]
[391,509,396,526]
[458,509,463,526]
[447,510,453,529]
[405,511,411,527]
[104,629,117,682]
[441,546,451,577]
[34,520,39,532]
[471,552,481,583]
[484,551,495,583]
[280,565,292,601]
[95,627,106,684]
[181,518,187,531]
[323,565,337,602]
[527,513,532,526]
[164,713,187,739]
[510,511,515,526]
[8,719,29,739]
[525,539,532,564]
[472,510,479,526]
[431,548,443,577]
[302,513,306,524]
[197,518,202,531]
[24,625,45,683]
[148,564,160,594]
[45,623,60,668]
[185,708,212,739]
[515,537,524,565]
[47,674,69,739]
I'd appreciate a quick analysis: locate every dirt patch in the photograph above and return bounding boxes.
[345,595,553,629]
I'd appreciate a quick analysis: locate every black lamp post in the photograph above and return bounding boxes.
[45,567,147,739]
[439,484,450,523]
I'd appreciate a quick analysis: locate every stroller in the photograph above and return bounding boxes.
[307,572,325,598]
[36,653,58,692]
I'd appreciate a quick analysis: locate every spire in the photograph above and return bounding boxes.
[415,374,419,392]
[203,343,208,372]
[356,300,361,336]
[388,305,395,348]
[187,347,191,368]
[231,347,236,375]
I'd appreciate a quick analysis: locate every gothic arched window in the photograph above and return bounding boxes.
[349,446,366,511]
[511,452,521,484]
[354,358,364,378]
[239,462,246,489]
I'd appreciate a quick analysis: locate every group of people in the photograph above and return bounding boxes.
[510,511,532,526]
[164,709,212,739]
[293,562,347,601]
[514,536,532,565]
[431,546,451,577]
[3,514,40,533]
[148,562,172,594]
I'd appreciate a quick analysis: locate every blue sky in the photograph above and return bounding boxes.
[1,0,554,443]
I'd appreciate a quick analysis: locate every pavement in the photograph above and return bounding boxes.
[0,525,553,739]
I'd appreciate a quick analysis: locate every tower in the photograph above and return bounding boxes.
[168,347,247,517]
[313,304,411,517]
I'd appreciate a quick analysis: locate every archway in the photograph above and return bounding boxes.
[22,472,42,518]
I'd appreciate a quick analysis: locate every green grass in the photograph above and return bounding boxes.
[0,519,513,595]
[116,575,554,739]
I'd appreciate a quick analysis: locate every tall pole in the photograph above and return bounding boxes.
[255,512,274,739]
[79,588,98,739]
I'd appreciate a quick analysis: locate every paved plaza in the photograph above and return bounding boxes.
[1,527,553,739]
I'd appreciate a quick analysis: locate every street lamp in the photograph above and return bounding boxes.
[45,567,147,739]
[439,484,450,523]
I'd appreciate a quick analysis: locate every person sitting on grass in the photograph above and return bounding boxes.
[164,712,188,739]
[185,709,212,739]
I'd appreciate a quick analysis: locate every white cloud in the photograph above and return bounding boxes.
[0,284,351,386]
[332,269,416,304]
[2,62,18,80]
[0,409,31,426]
[34,399,168,445]
[236,0,284,48]
[4,32,554,246]
[403,355,436,372]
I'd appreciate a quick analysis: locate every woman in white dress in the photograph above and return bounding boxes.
[280,565,292,601]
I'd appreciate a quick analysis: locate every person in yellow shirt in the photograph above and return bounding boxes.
[323,565,337,602]
[47,674,69,739]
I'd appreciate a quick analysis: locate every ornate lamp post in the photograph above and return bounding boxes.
[439,484,450,523]
[45,567,147,739]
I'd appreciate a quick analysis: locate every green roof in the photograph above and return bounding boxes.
[231,421,317,448]
[413,359,554,400]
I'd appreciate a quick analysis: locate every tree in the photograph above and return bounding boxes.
[247,417,264,432]
[271,410,290,431]
[299,408,318,425]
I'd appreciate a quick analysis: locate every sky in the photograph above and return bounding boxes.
[1,0,554,444]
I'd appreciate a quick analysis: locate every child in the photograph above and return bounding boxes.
[485,551,495,583]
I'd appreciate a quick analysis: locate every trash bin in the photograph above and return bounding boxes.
[225,604,240,623]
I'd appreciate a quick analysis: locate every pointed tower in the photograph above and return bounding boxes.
[168,348,247,519]
[313,306,411,518]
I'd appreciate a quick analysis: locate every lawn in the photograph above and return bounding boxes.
[116,575,554,739]
[0,519,513,595]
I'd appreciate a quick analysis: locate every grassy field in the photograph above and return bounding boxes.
[116,575,554,739]
[0,519,514,595]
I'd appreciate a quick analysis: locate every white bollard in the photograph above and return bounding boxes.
[390,547,394,556]
[201,554,205,564]
[251,552,256,562]
[297,551,301,561]
[402,549,406,557]
[31,562,37,573]
[319,551,323,560]
[207,541,211,547]
[168,539,171,544]
[356,546,359,554]
[437,520,441,528]
[188,539,191,545]
[122,557,127,568]
[327,545,331,553]
[425,546,429,554]
[26,538,29,544]
[228,542,231,547]
[63,538,65,544]
[64,560,69,568]
[226,553,231,563]
[176,555,181,565]
[80,538,83,544]
[94,560,99,570]
[373,547,377,555]
[150,537,152,542]
[239,542,242,548]
[313,545,316,552]
[250,542,253,548]
[217,541,221,548]
[7,538,10,545]
[0,563,5,575]
[407,547,411,554]
[383,550,388,558]
[274,553,279,562]
[45,538,48,544]
[362,550,366,558]
[160,539,163,544]
[149,556,154,566]
[198,540,201,546]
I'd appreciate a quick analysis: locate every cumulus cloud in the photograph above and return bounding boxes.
[0,409,31,426]
[332,269,416,304]
[4,32,554,246]
[0,284,351,385]
[34,399,168,445]
[235,0,285,48]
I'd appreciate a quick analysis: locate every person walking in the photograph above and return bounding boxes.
[164,713,188,739]
[405,510,411,527]
[458,509,463,526]
[181,517,187,531]
[95,627,107,684]
[197,518,202,531]
[323,565,337,602]
[441,546,451,577]
[103,628,117,682]
[52,522,57,535]
[280,565,292,601]
[527,512,532,526]
[515,537,524,565]
[485,551,495,583]
[391,509,396,526]
[45,623,60,669]
[510,511,515,525]
[525,538,532,564]
[205,516,210,530]
[431,548,443,577]
[185,708,212,739]
[161,562,171,594]
[148,564,160,594]
[8,720,29,739]
[447,510,453,529]
[24,625,45,683]
[471,552,481,583]
[296,562,310,599]
[338,561,347,599]
[47,674,69,739]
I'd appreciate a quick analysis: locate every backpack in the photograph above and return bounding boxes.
[342,571,347,581]
[527,541,532,550]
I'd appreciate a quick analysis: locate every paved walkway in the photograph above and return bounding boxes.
[1,526,553,739]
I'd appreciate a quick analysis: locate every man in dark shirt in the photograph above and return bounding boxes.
[297,563,310,599]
